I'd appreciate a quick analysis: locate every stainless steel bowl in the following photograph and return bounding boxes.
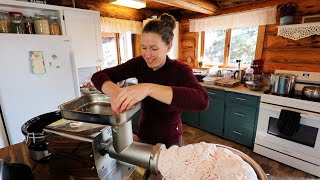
[245,81,264,91]
[143,144,267,180]
[302,86,320,101]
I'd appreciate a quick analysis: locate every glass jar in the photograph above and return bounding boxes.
[0,11,10,33]
[23,16,34,34]
[9,11,24,34]
[48,16,61,35]
[34,14,50,35]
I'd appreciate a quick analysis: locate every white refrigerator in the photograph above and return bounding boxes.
[0,35,79,147]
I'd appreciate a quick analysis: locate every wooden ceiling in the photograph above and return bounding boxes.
[47,0,272,21]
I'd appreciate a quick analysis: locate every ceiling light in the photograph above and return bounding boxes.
[110,0,146,9]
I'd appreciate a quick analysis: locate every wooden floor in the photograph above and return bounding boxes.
[182,124,319,180]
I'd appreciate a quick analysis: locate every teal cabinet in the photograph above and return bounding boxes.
[181,110,199,127]
[199,88,225,136]
[224,92,260,147]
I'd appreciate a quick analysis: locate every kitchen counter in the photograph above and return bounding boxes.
[0,142,146,180]
[200,83,269,96]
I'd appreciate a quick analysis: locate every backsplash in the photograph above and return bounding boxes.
[78,66,97,85]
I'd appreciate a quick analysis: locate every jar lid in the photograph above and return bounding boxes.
[49,15,59,20]
[9,11,23,15]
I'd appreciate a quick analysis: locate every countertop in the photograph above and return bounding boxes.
[200,83,269,96]
[0,140,145,180]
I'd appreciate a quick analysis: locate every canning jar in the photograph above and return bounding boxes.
[23,16,34,34]
[9,11,24,34]
[34,14,50,35]
[0,11,10,33]
[48,16,61,35]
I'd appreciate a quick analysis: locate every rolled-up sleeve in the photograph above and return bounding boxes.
[170,64,209,111]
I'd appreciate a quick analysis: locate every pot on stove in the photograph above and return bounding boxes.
[302,86,320,102]
[270,73,297,96]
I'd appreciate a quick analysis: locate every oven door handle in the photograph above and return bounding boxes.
[260,103,320,119]
[300,113,320,120]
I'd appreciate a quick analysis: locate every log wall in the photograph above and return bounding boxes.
[180,0,320,73]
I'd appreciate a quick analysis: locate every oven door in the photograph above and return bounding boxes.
[255,102,320,164]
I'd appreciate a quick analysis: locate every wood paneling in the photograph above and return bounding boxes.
[180,0,320,72]
[148,0,220,15]
[264,34,320,49]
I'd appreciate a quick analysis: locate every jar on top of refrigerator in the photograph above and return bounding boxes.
[9,11,24,34]
[23,16,34,34]
[0,11,10,33]
[48,15,61,35]
[34,14,50,35]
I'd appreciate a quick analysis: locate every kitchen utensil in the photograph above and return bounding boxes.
[302,86,320,101]
[214,78,241,87]
[245,81,264,91]
[233,70,245,83]
[270,73,296,96]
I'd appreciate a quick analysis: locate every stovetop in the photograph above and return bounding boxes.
[261,91,320,113]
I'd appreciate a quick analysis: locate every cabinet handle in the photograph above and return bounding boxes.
[232,130,243,136]
[234,112,245,117]
[208,92,215,95]
[235,97,246,101]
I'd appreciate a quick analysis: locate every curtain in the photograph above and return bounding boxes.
[100,17,142,34]
[190,6,276,32]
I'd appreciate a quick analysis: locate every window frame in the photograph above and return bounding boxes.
[199,25,265,69]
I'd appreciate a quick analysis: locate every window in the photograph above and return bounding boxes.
[202,26,259,68]
[101,32,134,68]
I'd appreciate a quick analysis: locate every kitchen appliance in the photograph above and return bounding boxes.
[47,94,164,179]
[250,59,264,75]
[0,35,79,147]
[233,60,245,83]
[254,70,320,177]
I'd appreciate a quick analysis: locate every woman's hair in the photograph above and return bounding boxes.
[142,13,176,45]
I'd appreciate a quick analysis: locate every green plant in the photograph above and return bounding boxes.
[277,2,298,18]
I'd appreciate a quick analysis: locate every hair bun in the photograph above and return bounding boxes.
[160,13,176,30]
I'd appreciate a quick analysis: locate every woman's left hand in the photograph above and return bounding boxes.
[114,83,150,113]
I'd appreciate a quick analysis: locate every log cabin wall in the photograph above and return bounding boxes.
[179,0,320,73]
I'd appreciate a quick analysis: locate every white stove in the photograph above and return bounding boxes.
[254,70,320,177]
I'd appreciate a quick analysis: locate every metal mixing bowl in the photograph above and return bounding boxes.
[143,144,267,180]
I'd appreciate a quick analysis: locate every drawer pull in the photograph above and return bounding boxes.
[232,130,243,135]
[234,112,245,117]
[235,97,246,101]
[208,92,215,95]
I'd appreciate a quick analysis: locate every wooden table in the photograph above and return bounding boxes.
[0,141,146,180]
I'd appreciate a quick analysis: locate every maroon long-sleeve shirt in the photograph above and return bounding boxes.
[91,56,209,145]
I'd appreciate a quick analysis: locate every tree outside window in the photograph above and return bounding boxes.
[202,26,258,67]
[229,27,258,66]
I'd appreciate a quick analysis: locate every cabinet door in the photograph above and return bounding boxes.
[181,111,199,127]
[199,89,225,136]
[224,103,258,147]
[63,9,102,68]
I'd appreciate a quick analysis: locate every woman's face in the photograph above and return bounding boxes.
[141,32,172,70]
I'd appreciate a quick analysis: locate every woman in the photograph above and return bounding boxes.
[91,13,209,148]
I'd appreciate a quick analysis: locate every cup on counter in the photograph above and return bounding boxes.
[225,71,232,79]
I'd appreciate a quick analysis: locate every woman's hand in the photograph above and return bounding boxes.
[112,83,150,113]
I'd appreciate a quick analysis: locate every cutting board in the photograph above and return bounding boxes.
[214,78,241,87]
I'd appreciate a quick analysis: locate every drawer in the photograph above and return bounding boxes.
[206,88,225,99]
[225,104,257,126]
[225,125,254,147]
[226,92,259,106]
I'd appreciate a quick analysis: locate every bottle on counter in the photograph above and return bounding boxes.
[9,11,24,34]
[33,14,50,35]
[0,11,10,33]
[23,16,34,34]
[48,15,61,35]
